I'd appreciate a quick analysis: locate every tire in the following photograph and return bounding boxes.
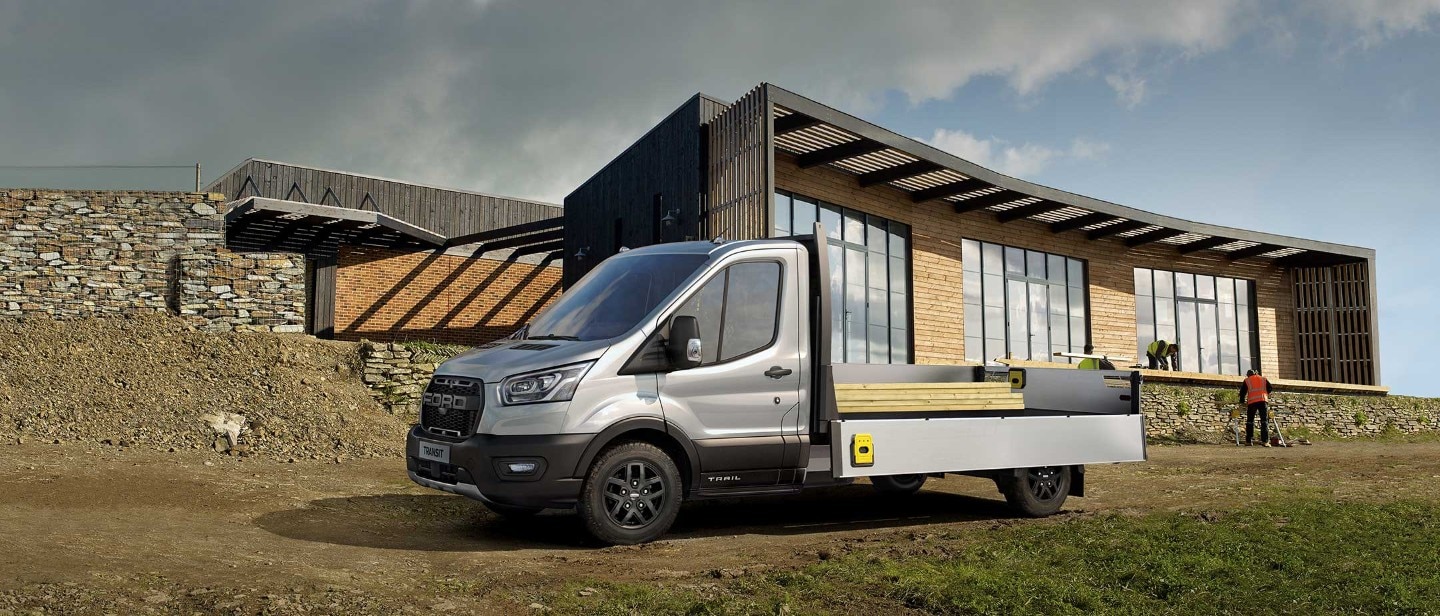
[577,441,683,545]
[870,473,928,495]
[997,466,1071,517]
[482,501,542,520]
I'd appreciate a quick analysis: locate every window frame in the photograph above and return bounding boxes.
[1134,266,1259,375]
[962,238,1089,364]
[773,189,912,364]
[668,257,787,367]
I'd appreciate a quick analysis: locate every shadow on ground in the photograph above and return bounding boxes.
[254,482,1017,551]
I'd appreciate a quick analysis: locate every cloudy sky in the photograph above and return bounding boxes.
[3,1,1438,394]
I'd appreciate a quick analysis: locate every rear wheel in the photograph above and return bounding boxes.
[998,466,1071,517]
[577,441,683,545]
[482,501,542,520]
[870,474,928,495]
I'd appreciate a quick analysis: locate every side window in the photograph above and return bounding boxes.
[719,262,782,361]
[670,261,783,365]
[672,274,724,364]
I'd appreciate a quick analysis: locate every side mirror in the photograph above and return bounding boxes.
[666,315,702,369]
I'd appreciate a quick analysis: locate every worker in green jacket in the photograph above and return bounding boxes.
[1147,339,1180,371]
[1078,344,1116,370]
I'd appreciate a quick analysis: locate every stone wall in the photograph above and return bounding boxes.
[1144,383,1440,441]
[358,341,449,414]
[0,189,305,332]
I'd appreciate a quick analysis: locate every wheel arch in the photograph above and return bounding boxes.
[573,417,701,496]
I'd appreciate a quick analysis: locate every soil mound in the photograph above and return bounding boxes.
[0,315,410,460]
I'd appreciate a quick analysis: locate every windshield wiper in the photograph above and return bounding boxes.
[528,334,581,341]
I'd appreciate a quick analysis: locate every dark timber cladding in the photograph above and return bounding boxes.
[206,159,559,238]
[562,95,716,287]
[704,85,772,242]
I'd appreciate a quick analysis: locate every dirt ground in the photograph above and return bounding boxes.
[2,440,1438,614]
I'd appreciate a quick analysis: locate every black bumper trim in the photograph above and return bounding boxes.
[406,426,592,509]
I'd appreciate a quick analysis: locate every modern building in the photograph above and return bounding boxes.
[565,84,1380,387]
[206,159,563,345]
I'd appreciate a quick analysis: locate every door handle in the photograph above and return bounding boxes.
[764,366,793,379]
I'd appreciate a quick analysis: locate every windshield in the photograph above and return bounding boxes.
[525,253,709,342]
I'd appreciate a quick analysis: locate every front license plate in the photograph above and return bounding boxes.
[417,440,451,464]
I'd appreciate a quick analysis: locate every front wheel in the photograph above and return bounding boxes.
[577,441,683,545]
[998,466,1071,517]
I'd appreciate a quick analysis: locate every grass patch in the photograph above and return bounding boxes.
[541,500,1440,615]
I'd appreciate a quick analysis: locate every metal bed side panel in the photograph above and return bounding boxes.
[830,414,1146,478]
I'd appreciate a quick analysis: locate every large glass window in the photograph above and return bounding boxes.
[962,239,1086,364]
[1135,268,1257,375]
[774,191,910,364]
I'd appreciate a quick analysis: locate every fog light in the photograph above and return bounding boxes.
[505,462,538,475]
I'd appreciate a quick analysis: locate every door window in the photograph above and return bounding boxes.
[672,261,783,365]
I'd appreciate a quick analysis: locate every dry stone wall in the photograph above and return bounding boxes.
[359,341,450,414]
[0,189,305,332]
[1144,383,1440,441]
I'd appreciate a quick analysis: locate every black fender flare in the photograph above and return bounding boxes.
[571,417,702,494]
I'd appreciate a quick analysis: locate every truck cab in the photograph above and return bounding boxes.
[407,226,1146,544]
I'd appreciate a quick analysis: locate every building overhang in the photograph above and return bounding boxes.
[224,197,565,260]
[224,197,446,256]
[762,84,1374,268]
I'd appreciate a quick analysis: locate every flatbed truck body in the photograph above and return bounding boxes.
[407,224,1146,543]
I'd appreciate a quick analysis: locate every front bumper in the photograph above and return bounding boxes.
[405,426,592,509]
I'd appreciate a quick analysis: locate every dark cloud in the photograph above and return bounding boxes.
[0,0,1429,200]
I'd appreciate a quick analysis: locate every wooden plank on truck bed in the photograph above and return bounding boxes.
[834,381,1023,414]
[836,382,1010,390]
[837,391,1024,402]
[838,400,1025,413]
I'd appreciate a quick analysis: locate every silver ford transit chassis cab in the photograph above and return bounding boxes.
[406,224,1147,544]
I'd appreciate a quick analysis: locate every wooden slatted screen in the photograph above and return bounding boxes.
[704,85,772,241]
[1293,263,1375,385]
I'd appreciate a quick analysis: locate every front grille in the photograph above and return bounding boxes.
[420,376,483,437]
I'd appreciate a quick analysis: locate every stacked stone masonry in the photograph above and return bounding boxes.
[1144,383,1440,440]
[0,189,306,332]
[359,341,443,415]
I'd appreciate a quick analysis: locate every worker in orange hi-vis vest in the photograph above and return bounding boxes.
[1239,369,1275,447]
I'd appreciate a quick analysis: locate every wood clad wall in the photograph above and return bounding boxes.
[561,96,709,287]
[1294,263,1376,385]
[774,154,1300,379]
[206,160,559,238]
[704,85,772,242]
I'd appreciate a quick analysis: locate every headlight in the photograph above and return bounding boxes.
[499,362,593,405]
